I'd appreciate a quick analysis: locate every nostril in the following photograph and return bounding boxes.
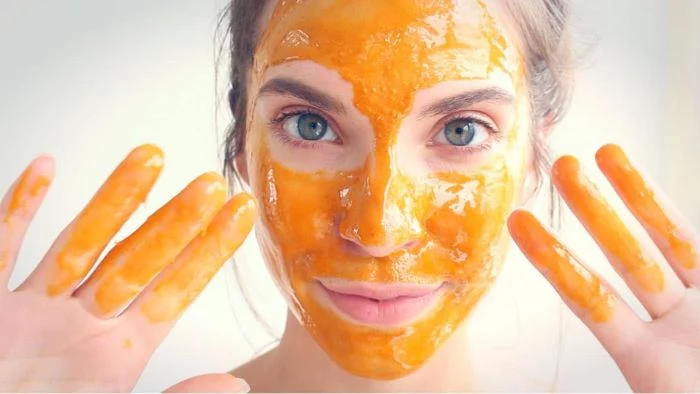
[337,216,424,257]
[339,235,366,256]
[339,237,422,258]
[402,239,421,250]
[336,195,425,257]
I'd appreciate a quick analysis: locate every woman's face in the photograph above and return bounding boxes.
[245,0,531,379]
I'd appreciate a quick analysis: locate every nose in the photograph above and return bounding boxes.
[338,155,424,258]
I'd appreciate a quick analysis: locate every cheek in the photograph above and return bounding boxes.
[269,176,340,249]
[251,144,345,264]
[426,161,518,264]
[423,107,531,265]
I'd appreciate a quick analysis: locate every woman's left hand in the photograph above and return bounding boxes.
[508,144,700,392]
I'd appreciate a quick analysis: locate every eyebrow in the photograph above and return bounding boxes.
[418,88,514,118]
[258,78,346,114]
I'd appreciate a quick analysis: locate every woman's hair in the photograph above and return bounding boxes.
[217,0,575,347]
[221,0,574,225]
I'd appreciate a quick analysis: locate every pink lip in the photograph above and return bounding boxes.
[315,279,445,327]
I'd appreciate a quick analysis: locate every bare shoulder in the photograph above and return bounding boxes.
[230,347,280,392]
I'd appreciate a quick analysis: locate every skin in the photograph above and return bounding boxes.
[245,0,530,380]
[597,145,698,271]
[140,192,257,323]
[81,172,227,317]
[549,155,688,318]
[508,209,616,323]
[552,156,665,294]
[0,157,53,276]
[44,145,165,298]
[0,147,254,392]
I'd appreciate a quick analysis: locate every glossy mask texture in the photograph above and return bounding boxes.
[46,145,164,297]
[248,0,528,379]
[552,156,665,293]
[509,210,616,323]
[596,145,699,270]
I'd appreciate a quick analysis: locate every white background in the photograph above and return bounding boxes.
[0,0,698,392]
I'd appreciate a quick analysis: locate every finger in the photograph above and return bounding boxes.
[0,156,54,287]
[75,172,227,318]
[552,156,685,318]
[126,193,255,330]
[596,144,700,287]
[18,145,164,296]
[508,209,648,360]
[164,373,250,393]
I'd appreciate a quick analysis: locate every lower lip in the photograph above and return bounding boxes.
[318,284,444,327]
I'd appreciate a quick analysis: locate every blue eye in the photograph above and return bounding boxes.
[438,117,490,147]
[297,114,327,140]
[444,119,476,146]
[282,113,338,142]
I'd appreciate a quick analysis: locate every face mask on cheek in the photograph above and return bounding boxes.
[246,0,527,380]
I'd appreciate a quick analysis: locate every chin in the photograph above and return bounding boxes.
[291,282,486,380]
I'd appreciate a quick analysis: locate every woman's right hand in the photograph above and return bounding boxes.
[0,145,256,392]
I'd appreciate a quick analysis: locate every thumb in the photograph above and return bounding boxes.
[164,373,250,393]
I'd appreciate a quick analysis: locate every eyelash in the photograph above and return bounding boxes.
[269,107,340,149]
[430,112,501,154]
[269,107,501,154]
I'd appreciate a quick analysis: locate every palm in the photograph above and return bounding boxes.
[0,146,255,392]
[619,291,700,392]
[0,293,150,391]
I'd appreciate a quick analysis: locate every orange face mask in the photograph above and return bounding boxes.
[247,0,529,379]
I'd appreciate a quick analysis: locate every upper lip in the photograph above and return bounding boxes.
[317,278,443,301]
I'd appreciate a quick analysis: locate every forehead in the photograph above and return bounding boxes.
[253,0,524,141]
[255,0,522,83]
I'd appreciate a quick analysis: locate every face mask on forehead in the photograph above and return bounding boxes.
[246,0,530,379]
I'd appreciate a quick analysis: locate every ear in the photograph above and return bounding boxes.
[235,153,250,186]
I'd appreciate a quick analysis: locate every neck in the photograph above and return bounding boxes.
[260,313,478,392]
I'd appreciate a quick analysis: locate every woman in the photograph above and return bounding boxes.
[0,0,698,392]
